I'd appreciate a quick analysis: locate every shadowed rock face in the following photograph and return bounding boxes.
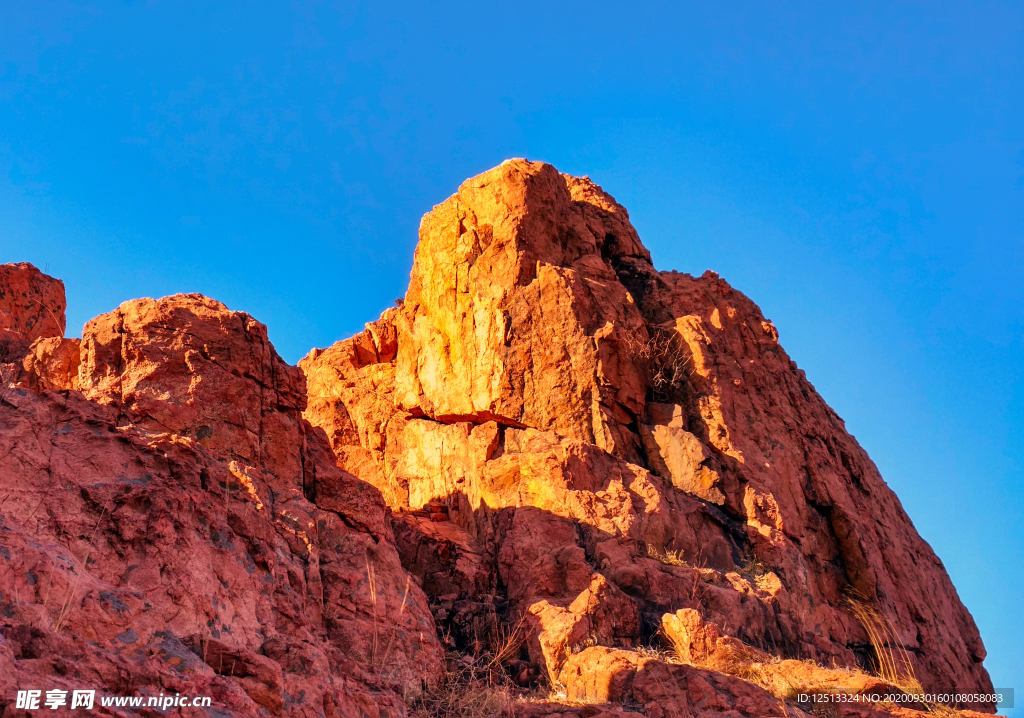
[303,159,995,714]
[0,158,996,718]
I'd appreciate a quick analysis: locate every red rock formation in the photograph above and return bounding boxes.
[1,293,443,717]
[303,159,996,716]
[0,262,66,349]
[0,263,73,391]
[0,162,998,718]
[20,336,81,392]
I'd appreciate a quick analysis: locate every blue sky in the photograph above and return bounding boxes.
[2,1,1021,707]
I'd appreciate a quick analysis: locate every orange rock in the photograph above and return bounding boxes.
[394,160,649,462]
[662,608,736,665]
[79,294,307,475]
[20,336,81,391]
[301,309,406,506]
[639,403,725,504]
[302,159,994,712]
[527,574,641,681]
[558,646,809,718]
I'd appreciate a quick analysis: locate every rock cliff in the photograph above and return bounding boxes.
[0,159,996,718]
[302,161,995,714]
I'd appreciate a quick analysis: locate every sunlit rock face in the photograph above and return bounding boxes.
[303,159,995,715]
[0,161,995,718]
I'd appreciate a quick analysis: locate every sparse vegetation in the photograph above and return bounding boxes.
[408,653,514,718]
[654,639,870,710]
[737,551,769,580]
[53,576,80,633]
[647,544,689,567]
[27,298,66,339]
[622,325,695,402]
[646,594,973,717]
[736,550,778,592]
[844,594,951,711]
[0,363,17,405]
[486,614,527,669]
[846,595,920,693]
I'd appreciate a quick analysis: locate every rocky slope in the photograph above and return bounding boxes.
[0,159,996,718]
[1,294,442,717]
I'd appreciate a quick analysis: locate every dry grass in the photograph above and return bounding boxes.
[647,545,715,606]
[48,509,108,634]
[364,556,437,698]
[487,614,527,669]
[736,551,779,593]
[652,596,970,716]
[53,577,80,633]
[737,551,769,581]
[647,544,689,567]
[378,574,412,668]
[27,298,66,340]
[364,553,383,667]
[658,610,873,706]
[846,596,921,694]
[564,635,597,658]
[845,597,973,716]
[657,642,867,707]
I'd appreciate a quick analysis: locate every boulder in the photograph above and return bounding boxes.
[0,262,66,351]
[20,336,81,391]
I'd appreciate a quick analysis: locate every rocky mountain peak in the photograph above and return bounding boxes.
[0,163,997,717]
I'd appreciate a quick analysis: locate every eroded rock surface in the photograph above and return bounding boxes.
[303,159,995,715]
[1,294,442,717]
[0,161,997,718]
[0,263,71,390]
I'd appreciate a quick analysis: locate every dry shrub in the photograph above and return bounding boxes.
[737,551,769,581]
[409,654,514,718]
[487,615,527,669]
[736,551,778,593]
[662,596,968,716]
[659,619,862,705]
[0,362,18,405]
[845,597,973,715]
[622,326,694,402]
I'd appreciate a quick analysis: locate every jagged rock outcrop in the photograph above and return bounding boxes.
[0,289,442,717]
[393,162,650,462]
[0,263,78,393]
[303,159,995,715]
[0,156,998,718]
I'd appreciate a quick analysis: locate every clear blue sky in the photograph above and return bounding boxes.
[2,1,1021,708]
